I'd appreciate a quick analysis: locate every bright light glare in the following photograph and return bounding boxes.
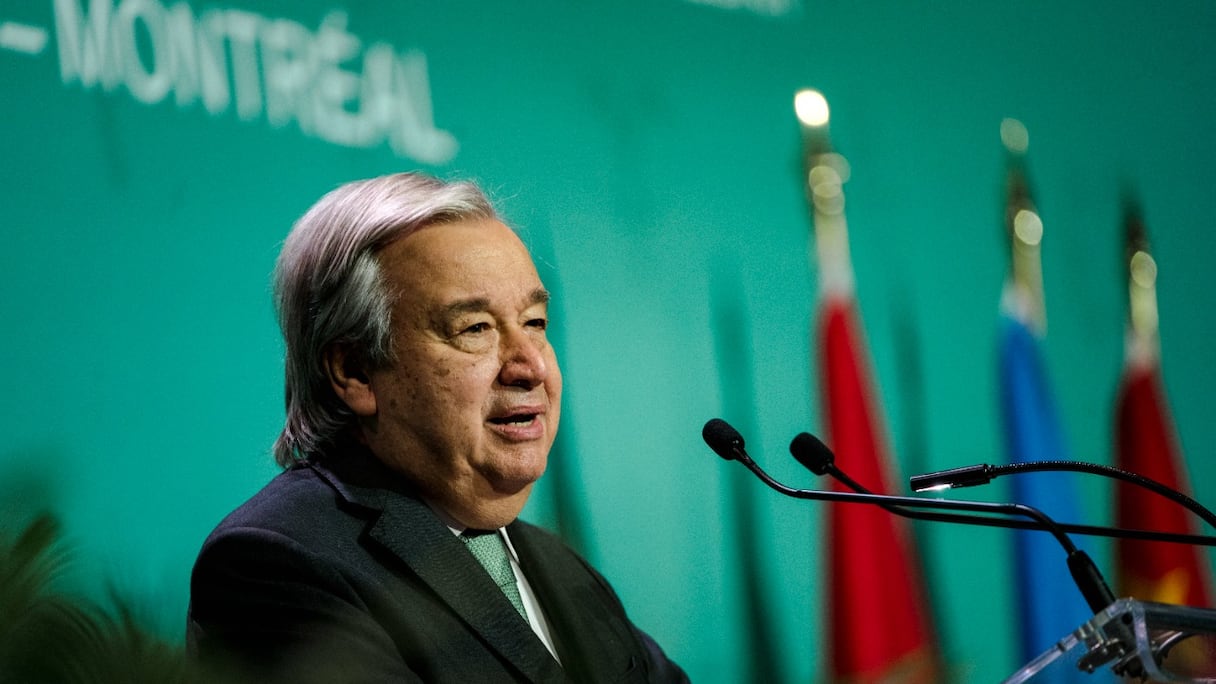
[1013,209,1043,245]
[1130,250,1157,287]
[808,164,842,192]
[795,89,830,127]
[1001,118,1029,153]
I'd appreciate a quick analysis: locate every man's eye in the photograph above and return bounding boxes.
[526,318,548,330]
[463,322,491,334]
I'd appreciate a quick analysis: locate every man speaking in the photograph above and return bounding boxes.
[187,172,687,683]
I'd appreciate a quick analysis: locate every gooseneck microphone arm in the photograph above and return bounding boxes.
[910,460,1216,531]
[789,431,1069,534]
[702,418,1121,612]
[790,433,1216,547]
[784,427,1216,680]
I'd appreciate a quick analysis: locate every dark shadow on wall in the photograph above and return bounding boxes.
[710,272,788,684]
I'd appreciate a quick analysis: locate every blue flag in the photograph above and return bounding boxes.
[998,314,1109,682]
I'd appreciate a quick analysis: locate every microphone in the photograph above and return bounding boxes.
[706,419,1119,614]
[910,460,1216,531]
[789,431,1216,546]
[703,418,749,463]
[789,431,834,475]
[773,425,1216,679]
[784,428,1163,679]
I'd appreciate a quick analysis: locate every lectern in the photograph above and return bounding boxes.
[1004,599,1216,682]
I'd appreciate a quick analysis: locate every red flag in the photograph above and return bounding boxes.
[1114,361,1213,610]
[1114,201,1214,676]
[1114,360,1216,677]
[799,92,938,681]
[820,294,939,683]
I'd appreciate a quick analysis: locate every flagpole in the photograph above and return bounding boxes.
[993,118,1110,676]
[796,88,941,684]
[1000,118,1046,334]
[1122,197,1160,368]
[1113,195,1216,665]
[795,89,853,300]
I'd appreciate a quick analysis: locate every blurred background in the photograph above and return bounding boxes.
[2,0,1214,681]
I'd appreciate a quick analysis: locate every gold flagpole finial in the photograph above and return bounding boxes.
[1001,118,1046,333]
[796,88,853,297]
[1122,193,1160,365]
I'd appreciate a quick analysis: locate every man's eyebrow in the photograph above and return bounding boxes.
[439,298,492,319]
[437,289,549,319]
[530,288,551,306]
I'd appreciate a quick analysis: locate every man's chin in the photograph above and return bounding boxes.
[483,453,548,492]
[458,484,535,530]
[490,481,534,503]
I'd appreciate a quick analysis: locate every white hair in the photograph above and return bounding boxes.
[272,172,496,466]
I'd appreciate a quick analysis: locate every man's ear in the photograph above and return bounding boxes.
[323,343,378,417]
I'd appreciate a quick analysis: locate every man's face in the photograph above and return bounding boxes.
[361,218,562,529]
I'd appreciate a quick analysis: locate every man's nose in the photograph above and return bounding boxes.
[498,326,548,389]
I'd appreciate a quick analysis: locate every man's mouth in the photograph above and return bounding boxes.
[485,405,547,440]
[488,413,538,426]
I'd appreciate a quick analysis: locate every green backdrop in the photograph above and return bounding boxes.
[3,1,1214,681]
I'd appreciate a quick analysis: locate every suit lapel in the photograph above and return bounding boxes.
[510,522,642,684]
[310,456,567,683]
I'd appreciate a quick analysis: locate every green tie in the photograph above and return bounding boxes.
[462,530,528,620]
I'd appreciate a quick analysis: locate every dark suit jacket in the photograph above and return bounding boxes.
[187,448,687,683]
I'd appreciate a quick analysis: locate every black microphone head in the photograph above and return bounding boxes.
[789,432,835,475]
[702,418,745,461]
